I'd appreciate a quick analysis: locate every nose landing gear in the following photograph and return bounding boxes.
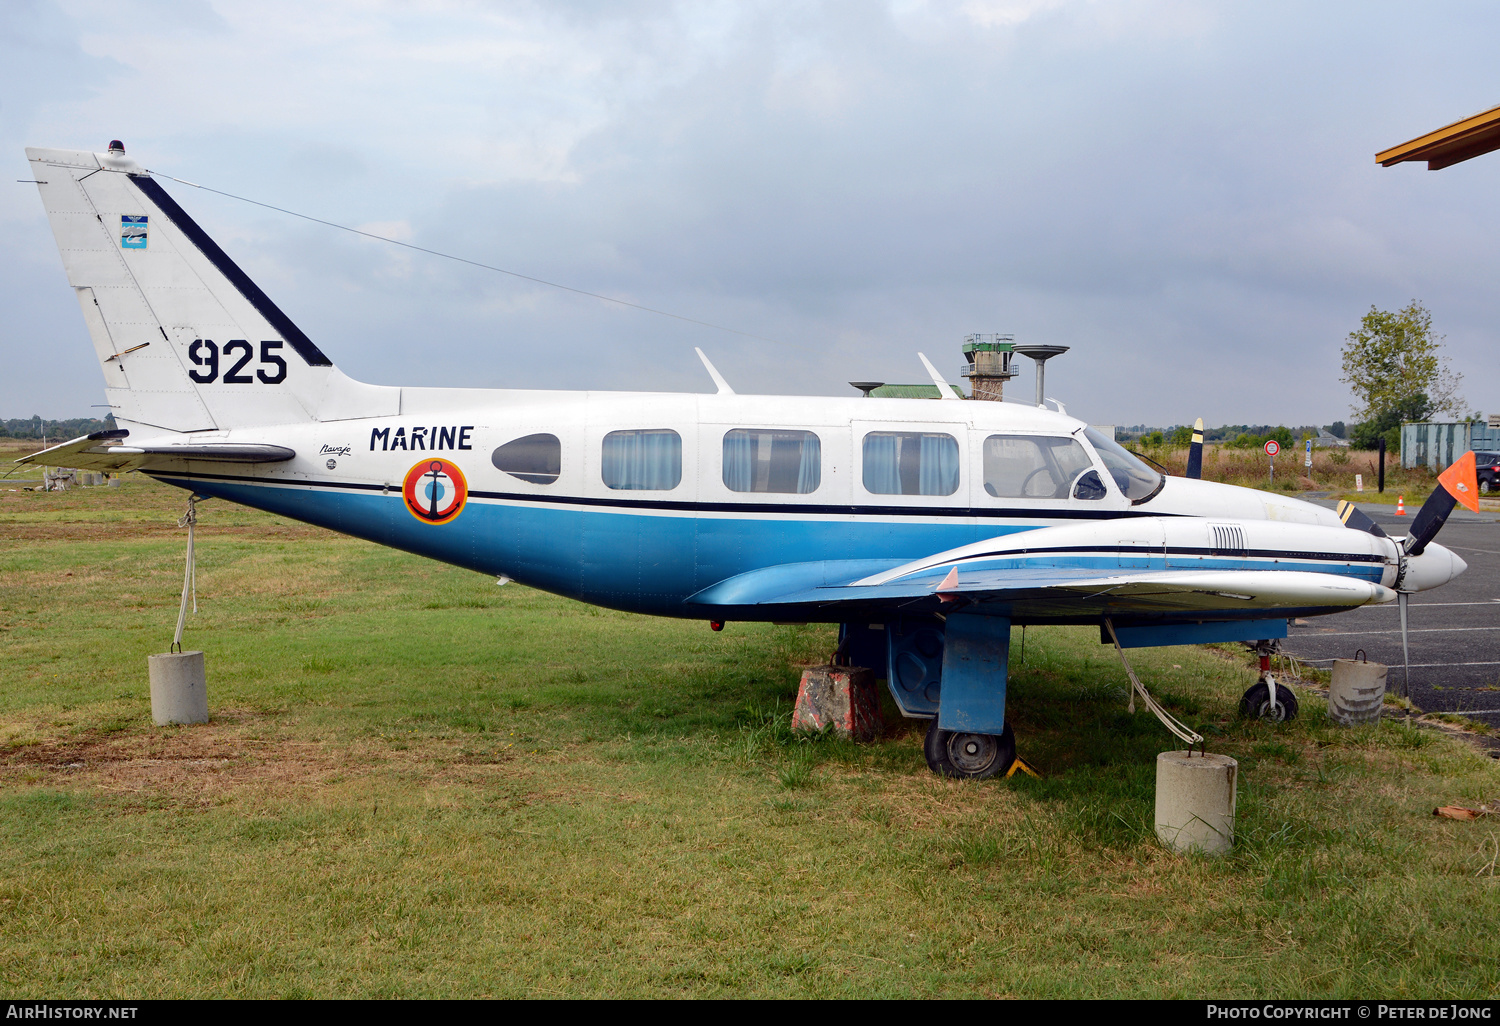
[1239,679,1299,722]
[1239,639,1299,722]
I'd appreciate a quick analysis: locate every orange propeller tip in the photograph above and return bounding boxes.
[1438,451,1480,513]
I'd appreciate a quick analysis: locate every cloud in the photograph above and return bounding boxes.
[2,0,1497,427]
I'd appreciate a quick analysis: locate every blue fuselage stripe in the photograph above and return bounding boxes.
[171,479,1029,616]
[161,477,1384,619]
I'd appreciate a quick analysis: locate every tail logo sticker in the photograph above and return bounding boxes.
[403,458,468,525]
[121,215,147,250]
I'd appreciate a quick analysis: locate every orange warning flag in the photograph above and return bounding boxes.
[1437,451,1480,513]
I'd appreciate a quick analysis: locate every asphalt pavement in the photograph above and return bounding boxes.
[1282,500,1500,721]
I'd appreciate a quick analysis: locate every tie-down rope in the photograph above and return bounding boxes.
[1104,618,1203,748]
[171,496,198,652]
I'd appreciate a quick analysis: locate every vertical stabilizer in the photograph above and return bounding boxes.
[26,144,398,434]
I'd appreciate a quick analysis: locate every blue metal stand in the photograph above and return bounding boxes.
[936,613,1011,735]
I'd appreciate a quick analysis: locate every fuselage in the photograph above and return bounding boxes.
[139,385,1386,620]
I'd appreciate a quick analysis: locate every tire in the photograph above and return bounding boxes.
[1239,680,1299,723]
[1481,478,1492,496]
[923,720,1016,779]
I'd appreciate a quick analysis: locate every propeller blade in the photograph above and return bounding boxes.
[1437,450,1481,512]
[1335,499,1388,538]
[1405,451,1478,555]
[1185,418,1203,479]
[1398,590,1410,699]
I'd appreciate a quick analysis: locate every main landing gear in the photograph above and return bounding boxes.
[924,722,1016,779]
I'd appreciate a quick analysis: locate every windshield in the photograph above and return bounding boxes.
[1081,426,1163,503]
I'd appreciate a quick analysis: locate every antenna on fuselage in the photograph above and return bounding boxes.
[917,352,962,400]
[695,348,736,395]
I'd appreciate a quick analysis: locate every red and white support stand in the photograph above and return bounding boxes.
[792,665,884,741]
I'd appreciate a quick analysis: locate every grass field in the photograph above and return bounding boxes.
[2,474,1499,998]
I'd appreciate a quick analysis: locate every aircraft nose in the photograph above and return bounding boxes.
[1403,542,1467,592]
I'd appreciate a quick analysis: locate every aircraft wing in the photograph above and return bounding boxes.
[686,515,1398,624]
[12,431,294,473]
[685,560,1393,622]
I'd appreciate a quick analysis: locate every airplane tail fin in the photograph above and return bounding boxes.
[25,143,397,435]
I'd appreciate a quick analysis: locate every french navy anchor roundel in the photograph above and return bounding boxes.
[402,458,469,525]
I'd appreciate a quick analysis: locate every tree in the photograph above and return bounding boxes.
[1341,301,1465,424]
[1348,393,1429,451]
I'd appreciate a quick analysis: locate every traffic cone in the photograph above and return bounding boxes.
[1396,495,1405,515]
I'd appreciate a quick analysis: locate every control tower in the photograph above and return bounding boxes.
[961,334,1017,401]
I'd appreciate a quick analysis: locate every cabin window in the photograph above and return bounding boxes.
[862,432,960,496]
[722,430,821,494]
[491,433,561,485]
[982,435,1095,499]
[601,429,682,490]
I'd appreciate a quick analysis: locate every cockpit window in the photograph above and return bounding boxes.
[1072,469,1106,501]
[982,435,1095,499]
[1082,426,1162,503]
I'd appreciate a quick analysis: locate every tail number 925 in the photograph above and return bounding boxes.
[187,339,288,384]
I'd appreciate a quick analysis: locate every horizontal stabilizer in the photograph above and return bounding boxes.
[14,432,294,472]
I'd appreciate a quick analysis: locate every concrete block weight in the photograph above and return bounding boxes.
[147,651,209,725]
[1155,751,1238,855]
[792,666,884,741]
[1328,658,1387,726]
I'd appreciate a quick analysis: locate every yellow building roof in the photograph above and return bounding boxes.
[1378,103,1500,170]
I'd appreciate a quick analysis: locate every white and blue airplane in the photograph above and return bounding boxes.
[18,142,1476,778]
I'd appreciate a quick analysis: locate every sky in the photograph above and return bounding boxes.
[2,0,1496,428]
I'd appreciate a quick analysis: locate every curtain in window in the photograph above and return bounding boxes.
[603,429,682,490]
[796,435,821,494]
[723,430,821,493]
[722,430,756,492]
[919,434,960,495]
[862,433,902,494]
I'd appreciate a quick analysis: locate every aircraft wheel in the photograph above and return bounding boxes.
[1239,680,1299,723]
[923,721,1016,779]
